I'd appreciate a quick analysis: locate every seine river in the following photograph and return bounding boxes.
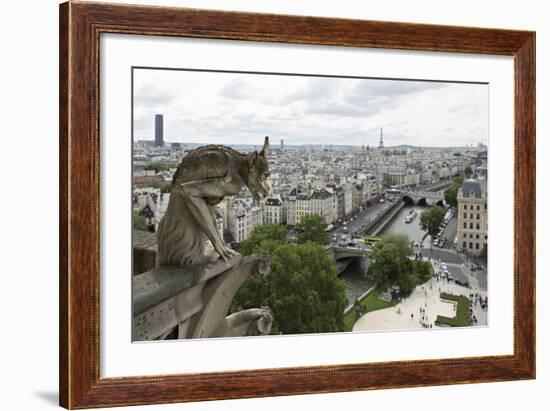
[340,205,427,305]
[378,204,427,243]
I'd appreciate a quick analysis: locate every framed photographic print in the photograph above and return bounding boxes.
[59,1,535,408]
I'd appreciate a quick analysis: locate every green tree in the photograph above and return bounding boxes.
[145,181,172,193]
[367,234,433,296]
[444,184,459,208]
[396,272,416,295]
[444,176,464,208]
[367,234,412,288]
[231,242,346,334]
[240,224,288,256]
[132,211,149,231]
[296,214,329,245]
[419,206,446,238]
[144,162,171,173]
[464,166,473,178]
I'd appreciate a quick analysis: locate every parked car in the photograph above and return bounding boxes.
[455,278,469,287]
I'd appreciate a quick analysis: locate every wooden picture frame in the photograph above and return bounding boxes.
[59,1,535,408]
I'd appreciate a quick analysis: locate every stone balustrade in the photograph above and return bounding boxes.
[132,232,272,341]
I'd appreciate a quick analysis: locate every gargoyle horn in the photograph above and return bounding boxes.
[260,136,269,158]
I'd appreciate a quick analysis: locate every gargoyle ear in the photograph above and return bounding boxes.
[248,151,259,168]
[260,136,269,158]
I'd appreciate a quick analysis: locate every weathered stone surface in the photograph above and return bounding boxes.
[213,308,273,338]
[133,139,275,340]
[133,254,242,315]
[133,229,157,275]
[133,282,205,341]
[133,229,158,252]
[156,137,271,266]
[132,254,272,340]
[191,256,269,339]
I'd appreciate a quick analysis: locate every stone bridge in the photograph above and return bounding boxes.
[402,190,445,206]
[325,245,369,275]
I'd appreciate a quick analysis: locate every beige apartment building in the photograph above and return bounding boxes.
[456,179,488,255]
[263,195,284,225]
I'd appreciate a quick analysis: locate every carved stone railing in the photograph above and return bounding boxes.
[132,229,157,275]
[132,254,272,341]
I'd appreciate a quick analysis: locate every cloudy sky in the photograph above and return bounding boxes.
[133,68,488,147]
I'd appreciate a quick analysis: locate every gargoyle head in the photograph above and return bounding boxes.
[246,136,272,202]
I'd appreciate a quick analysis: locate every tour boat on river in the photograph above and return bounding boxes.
[404,209,417,223]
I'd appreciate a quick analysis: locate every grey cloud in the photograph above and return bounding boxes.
[134,84,177,108]
[345,80,446,106]
[219,79,251,100]
[304,99,381,117]
[133,68,487,147]
[283,78,342,102]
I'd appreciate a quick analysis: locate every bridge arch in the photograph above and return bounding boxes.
[417,198,428,206]
[402,195,414,205]
[402,190,445,207]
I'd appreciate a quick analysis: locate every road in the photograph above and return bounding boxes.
[330,200,393,244]
[440,213,458,249]
[419,248,463,264]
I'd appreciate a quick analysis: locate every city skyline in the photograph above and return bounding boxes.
[133,68,489,148]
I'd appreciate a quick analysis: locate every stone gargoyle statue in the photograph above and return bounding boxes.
[157,137,272,267]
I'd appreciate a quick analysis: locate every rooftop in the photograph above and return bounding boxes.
[265,197,283,206]
[461,179,487,198]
